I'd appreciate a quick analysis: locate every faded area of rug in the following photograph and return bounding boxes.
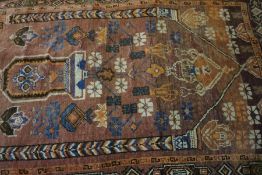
[0,0,261,174]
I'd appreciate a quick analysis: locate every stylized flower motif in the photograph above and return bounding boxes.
[96,68,115,81]
[137,98,154,117]
[95,27,107,45]
[157,20,167,33]
[87,52,102,68]
[227,40,240,55]
[122,103,137,114]
[154,112,169,132]
[249,129,262,150]
[170,32,181,44]
[43,101,60,139]
[45,101,60,139]
[169,110,181,130]
[247,106,261,125]
[115,78,128,93]
[31,101,61,138]
[45,101,60,119]
[114,58,127,73]
[108,21,120,34]
[146,20,156,33]
[7,112,28,130]
[222,102,236,121]
[146,64,165,78]
[44,124,59,139]
[133,32,147,46]
[13,65,45,92]
[40,21,66,51]
[87,81,102,98]
[239,83,253,100]
[181,102,193,120]
[225,25,237,39]
[10,27,38,46]
[165,66,173,76]
[65,26,86,46]
[219,8,230,21]
[93,104,108,128]
[236,130,249,150]
[205,27,216,41]
[108,117,123,136]
[235,101,248,122]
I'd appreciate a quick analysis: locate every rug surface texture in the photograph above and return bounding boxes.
[0,0,261,174]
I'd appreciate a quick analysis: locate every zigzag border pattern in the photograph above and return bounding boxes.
[9,8,158,24]
[0,136,172,161]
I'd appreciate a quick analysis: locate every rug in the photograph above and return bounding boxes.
[0,0,261,174]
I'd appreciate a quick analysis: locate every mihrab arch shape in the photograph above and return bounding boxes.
[1,51,87,102]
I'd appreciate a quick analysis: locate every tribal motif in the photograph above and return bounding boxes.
[0,0,261,174]
[0,136,172,161]
[9,8,177,24]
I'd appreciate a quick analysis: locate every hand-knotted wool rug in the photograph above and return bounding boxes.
[0,0,261,174]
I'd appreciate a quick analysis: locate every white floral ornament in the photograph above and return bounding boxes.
[225,25,237,39]
[88,52,102,68]
[219,8,230,21]
[157,20,167,33]
[169,110,181,130]
[204,27,216,41]
[222,102,236,121]
[114,58,127,73]
[87,81,102,98]
[115,78,128,93]
[227,40,240,55]
[249,129,262,150]
[137,98,154,117]
[239,83,253,100]
[247,106,261,125]
[133,32,147,46]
